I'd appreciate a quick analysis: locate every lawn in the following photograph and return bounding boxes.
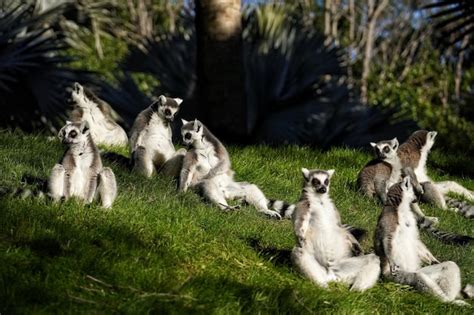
[0,131,472,314]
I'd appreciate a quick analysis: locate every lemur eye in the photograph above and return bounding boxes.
[69,130,77,138]
[311,178,320,186]
[184,133,192,140]
[383,146,390,153]
[324,179,329,185]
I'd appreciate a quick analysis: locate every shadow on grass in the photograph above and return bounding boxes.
[245,237,292,268]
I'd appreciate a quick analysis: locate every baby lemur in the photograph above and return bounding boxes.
[292,168,380,291]
[49,121,117,208]
[70,82,128,147]
[179,119,281,219]
[129,96,185,178]
[375,176,471,305]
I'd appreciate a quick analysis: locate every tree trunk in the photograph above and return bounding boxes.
[454,35,470,100]
[195,0,248,141]
[360,0,388,104]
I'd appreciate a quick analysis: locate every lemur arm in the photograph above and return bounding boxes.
[179,152,197,192]
[203,148,230,180]
[293,206,311,247]
[417,240,439,265]
[374,178,388,204]
[85,173,99,203]
[402,167,424,196]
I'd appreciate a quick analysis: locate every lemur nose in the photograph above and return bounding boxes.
[164,109,171,116]
[317,186,327,194]
[184,133,191,140]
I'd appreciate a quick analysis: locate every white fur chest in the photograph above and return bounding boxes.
[305,196,350,266]
[414,145,431,182]
[139,116,175,158]
[195,144,219,177]
[391,203,421,272]
[69,152,95,198]
[387,158,402,189]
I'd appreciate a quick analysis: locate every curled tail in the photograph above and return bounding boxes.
[267,199,296,219]
[342,224,367,242]
[446,197,474,219]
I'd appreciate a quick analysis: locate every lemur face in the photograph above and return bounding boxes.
[400,176,416,203]
[181,119,203,147]
[301,168,335,195]
[152,95,183,122]
[58,121,90,145]
[370,138,399,160]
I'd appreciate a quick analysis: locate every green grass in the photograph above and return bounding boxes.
[0,131,472,314]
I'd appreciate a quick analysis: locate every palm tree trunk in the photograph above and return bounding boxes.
[195,0,248,140]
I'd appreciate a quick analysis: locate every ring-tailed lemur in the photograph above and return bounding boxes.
[70,82,128,147]
[375,176,472,305]
[179,119,281,219]
[49,121,117,208]
[129,96,186,178]
[292,168,380,291]
[399,130,474,216]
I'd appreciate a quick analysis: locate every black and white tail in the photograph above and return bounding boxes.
[0,187,46,199]
[419,217,473,246]
[267,199,296,219]
[446,197,474,219]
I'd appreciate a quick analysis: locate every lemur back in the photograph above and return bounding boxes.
[70,82,128,147]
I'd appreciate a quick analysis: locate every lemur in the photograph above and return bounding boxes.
[49,121,117,208]
[291,168,380,291]
[375,176,472,305]
[179,119,281,219]
[129,96,185,178]
[398,130,474,217]
[70,82,128,147]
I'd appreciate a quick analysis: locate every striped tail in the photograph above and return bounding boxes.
[421,222,473,246]
[0,187,46,199]
[342,224,367,242]
[446,197,474,219]
[267,199,296,219]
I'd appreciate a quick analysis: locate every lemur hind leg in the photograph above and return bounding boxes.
[98,167,117,208]
[49,164,65,201]
[292,246,331,288]
[225,181,281,219]
[435,181,474,201]
[333,254,381,291]
[391,262,462,303]
[133,146,154,177]
[199,179,234,211]
[160,149,186,178]
[421,181,446,209]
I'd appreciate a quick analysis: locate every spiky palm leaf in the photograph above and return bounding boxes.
[423,0,474,44]
[118,3,411,147]
[0,2,94,131]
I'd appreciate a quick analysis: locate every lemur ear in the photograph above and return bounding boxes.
[429,131,438,140]
[301,168,310,180]
[66,120,72,125]
[158,95,167,105]
[58,126,66,140]
[392,138,399,150]
[80,121,90,134]
[174,98,183,106]
[327,169,335,178]
[193,119,201,132]
[181,119,188,125]
[402,176,411,190]
[370,142,376,148]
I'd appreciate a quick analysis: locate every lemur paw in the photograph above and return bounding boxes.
[221,204,240,212]
[452,299,470,307]
[420,216,439,228]
[264,210,282,220]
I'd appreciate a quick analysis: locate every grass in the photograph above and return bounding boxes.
[0,131,472,314]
